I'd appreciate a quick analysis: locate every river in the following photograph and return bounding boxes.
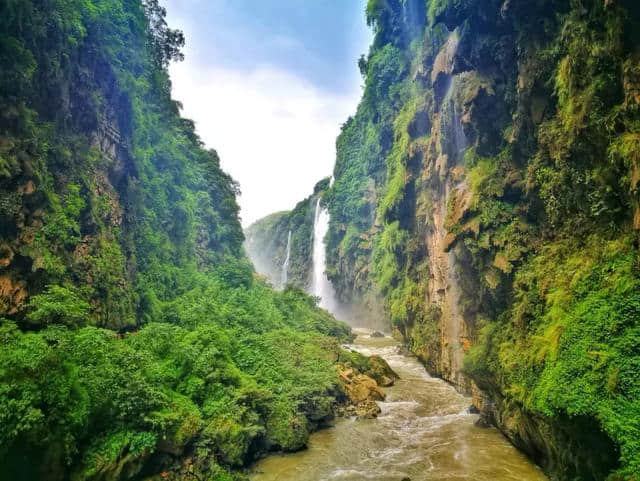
[251,328,547,481]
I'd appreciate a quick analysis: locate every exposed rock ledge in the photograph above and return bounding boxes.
[336,354,398,419]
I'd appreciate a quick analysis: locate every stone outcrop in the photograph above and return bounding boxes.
[337,354,398,419]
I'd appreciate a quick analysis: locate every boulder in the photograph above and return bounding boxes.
[347,374,385,403]
[338,364,390,419]
[366,355,398,386]
[355,400,381,419]
[337,351,400,419]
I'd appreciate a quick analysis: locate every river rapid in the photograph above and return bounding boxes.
[251,328,547,481]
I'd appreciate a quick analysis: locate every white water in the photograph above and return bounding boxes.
[440,74,468,162]
[252,330,547,481]
[312,197,338,313]
[281,230,292,288]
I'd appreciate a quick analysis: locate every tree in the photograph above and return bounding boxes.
[142,0,185,67]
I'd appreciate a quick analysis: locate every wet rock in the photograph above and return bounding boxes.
[474,414,492,428]
[370,330,385,338]
[408,110,431,139]
[338,362,390,419]
[348,374,385,403]
[432,31,460,84]
[379,375,394,387]
[468,404,480,414]
[340,405,357,416]
[338,367,354,383]
[366,355,399,386]
[355,400,381,419]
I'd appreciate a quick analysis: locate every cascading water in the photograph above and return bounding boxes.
[280,230,292,288]
[311,197,337,313]
[440,75,468,162]
[445,75,468,384]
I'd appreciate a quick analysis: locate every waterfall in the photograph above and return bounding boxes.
[441,73,468,384]
[441,75,468,163]
[312,198,337,313]
[452,84,468,160]
[281,230,292,288]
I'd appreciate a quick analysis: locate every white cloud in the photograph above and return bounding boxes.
[169,61,362,226]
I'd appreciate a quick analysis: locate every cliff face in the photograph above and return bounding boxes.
[325,0,640,478]
[0,0,244,329]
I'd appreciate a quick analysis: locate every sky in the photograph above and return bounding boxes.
[162,0,372,227]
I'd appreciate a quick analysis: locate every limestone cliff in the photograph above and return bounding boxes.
[0,1,244,328]
[322,0,640,479]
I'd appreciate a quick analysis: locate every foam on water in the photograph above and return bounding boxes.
[251,331,548,481]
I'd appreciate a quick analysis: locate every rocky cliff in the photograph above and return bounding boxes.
[322,0,640,479]
[0,0,244,329]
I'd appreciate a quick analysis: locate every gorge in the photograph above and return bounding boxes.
[245,0,640,480]
[1,0,640,481]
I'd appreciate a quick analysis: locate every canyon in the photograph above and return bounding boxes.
[245,1,640,479]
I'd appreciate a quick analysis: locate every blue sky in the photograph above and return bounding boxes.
[162,1,372,226]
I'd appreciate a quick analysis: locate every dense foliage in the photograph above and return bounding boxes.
[1,276,352,480]
[0,0,244,328]
[323,0,640,479]
[0,1,353,480]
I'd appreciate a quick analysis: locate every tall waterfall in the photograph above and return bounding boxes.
[312,198,337,313]
[280,230,292,288]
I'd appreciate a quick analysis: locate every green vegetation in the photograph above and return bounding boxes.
[1,278,352,480]
[0,1,355,480]
[3,0,640,478]
[324,0,640,479]
[465,235,640,479]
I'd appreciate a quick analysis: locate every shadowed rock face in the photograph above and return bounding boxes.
[420,66,472,390]
[0,96,137,328]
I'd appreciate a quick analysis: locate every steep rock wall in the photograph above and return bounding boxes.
[325,0,640,479]
[0,1,244,329]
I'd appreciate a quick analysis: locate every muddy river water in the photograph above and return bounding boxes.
[251,329,547,481]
